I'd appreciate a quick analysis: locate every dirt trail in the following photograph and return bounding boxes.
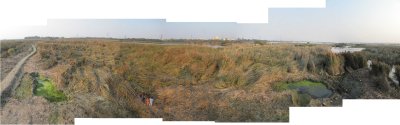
[1,44,36,96]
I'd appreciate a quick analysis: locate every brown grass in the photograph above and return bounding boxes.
[8,39,378,123]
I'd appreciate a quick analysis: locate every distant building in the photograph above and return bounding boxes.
[24,36,63,40]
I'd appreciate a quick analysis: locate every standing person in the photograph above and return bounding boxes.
[149,96,154,106]
[145,97,150,106]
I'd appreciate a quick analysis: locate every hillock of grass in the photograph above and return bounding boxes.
[31,72,67,102]
[14,73,34,100]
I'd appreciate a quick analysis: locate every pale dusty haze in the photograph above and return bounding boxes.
[0,0,399,43]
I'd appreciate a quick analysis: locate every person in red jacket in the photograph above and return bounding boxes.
[145,97,150,106]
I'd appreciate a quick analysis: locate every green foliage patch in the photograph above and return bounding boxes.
[33,74,67,102]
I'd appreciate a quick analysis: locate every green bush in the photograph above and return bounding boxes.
[7,48,16,56]
[33,75,67,102]
[254,41,265,45]
[214,81,228,89]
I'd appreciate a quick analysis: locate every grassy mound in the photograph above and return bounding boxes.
[14,73,34,100]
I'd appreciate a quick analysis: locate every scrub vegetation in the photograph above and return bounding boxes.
[1,38,399,124]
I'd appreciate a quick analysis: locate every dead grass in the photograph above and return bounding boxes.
[6,39,377,123]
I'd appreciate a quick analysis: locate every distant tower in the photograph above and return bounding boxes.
[160,34,163,40]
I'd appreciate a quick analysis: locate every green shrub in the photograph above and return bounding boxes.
[7,48,16,56]
[214,81,228,89]
[33,75,67,102]
[254,41,265,45]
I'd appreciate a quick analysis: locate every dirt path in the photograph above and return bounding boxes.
[1,44,37,96]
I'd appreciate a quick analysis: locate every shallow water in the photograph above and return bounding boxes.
[207,45,224,49]
[331,46,364,53]
[389,66,399,86]
[277,81,332,99]
[290,85,332,99]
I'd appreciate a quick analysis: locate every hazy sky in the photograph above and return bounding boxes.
[1,0,400,43]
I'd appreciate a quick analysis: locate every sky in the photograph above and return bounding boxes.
[1,0,400,43]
